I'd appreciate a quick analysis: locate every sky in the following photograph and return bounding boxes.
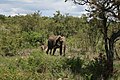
[0,0,87,17]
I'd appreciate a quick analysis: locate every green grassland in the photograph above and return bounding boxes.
[0,49,120,80]
[0,12,120,80]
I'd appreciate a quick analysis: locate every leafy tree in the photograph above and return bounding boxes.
[48,11,81,37]
[65,0,120,79]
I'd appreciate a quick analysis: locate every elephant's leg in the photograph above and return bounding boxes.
[50,49,52,55]
[63,45,66,56]
[60,45,62,56]
[53,48,57,55]
[46,48,49,54]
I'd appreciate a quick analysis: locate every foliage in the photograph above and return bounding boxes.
[64,57,84,74]
[65,0,120,79]
[0,50,79,79]
[0,48,120,80]
[84,53,108,80]
[0,10,120,79]
[0,12,94,56]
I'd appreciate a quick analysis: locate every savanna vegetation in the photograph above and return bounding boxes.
[0,0,120,79]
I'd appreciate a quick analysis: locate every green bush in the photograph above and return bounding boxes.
[21,31,46,48]
[64,57,84,74]
[83,53,109,80]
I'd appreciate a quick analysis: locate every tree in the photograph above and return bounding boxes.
[65,0,120,79]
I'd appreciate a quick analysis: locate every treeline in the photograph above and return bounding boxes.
[0,11,119,56]
[0,11,120,80]
[0,11,84,55]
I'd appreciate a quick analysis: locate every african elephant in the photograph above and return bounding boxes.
[46,35,66,56]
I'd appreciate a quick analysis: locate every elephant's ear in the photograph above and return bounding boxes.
[56,35,61,41]
[60,36,66,42]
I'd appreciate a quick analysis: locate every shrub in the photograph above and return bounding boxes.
[64,57,84,74]
[84,53,109,80]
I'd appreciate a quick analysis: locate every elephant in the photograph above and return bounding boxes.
[46,35,66,56]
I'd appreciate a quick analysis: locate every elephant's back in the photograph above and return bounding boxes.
[48,35,56,48]
[48,35,57,41]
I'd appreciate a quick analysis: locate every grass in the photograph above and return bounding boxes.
[0,49,75,80]
[0,48,120,80]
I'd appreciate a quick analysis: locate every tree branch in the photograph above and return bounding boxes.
[110,29,120,42]
[114,37,120,43]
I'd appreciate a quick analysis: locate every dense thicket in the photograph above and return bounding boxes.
[0,11,120,79]
[0,11,119,56]
[0,11,87,56]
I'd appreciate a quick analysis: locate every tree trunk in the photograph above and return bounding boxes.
[108,39,114,74]
[107,30,120,77]
[102,16,109,60]
[102,15,114,78]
